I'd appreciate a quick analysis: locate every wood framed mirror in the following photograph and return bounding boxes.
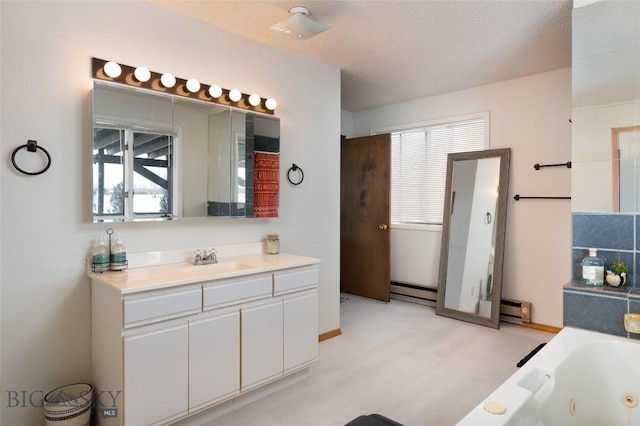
[436,148,510,329]
[611,125,640,212]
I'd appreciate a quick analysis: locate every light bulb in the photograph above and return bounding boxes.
[134,66,151,82]
[248,94,261,106]
[229,89,242,102]
[186,78,201,93]
[103,61,122,78]
[265,98,277,111]
[160,73,176,88]
[208,85,222,98]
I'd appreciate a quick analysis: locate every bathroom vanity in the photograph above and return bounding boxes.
[88,249,319,425]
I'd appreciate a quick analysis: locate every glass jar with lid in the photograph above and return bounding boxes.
[266,234,280,255]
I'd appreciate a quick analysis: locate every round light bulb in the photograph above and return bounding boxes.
[186,78,201,93]
[229,89,242,102]
[265,98,277,111]
[134,66,151,82]
[160,73,176,88]
[248,94,261,106]
[208,85,222,98]
[103,61,122,78]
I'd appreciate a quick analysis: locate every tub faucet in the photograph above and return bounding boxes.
[194,248,217,265]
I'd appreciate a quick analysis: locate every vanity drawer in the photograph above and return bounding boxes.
[273,267,319,295]
[124,287,201,328]
[203,275,272,310]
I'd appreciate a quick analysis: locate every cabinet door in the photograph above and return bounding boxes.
[284,291,318,372]
[241,299,283,390]
[124,323,189,425]
[189,310,240,411]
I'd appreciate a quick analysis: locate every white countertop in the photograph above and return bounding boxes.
[88,253,320,294]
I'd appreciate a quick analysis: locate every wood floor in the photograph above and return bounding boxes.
[204,294,555,426]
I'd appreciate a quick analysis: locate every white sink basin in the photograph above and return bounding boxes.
[182,259,270,275]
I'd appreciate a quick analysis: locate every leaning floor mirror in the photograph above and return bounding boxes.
[436,148,510,329]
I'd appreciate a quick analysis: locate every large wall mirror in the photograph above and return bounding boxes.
[572,0,640,213]
[92,81,280,222]
[436,148,510,329]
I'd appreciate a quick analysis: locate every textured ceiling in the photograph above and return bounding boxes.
[150,0,572,112]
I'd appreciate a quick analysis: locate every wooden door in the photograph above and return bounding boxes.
[340,134,391,302]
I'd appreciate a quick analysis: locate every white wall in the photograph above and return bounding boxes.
[0,2,340,424]
[351,68,572,327]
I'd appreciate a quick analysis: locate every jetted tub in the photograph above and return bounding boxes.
[458,327,640,426]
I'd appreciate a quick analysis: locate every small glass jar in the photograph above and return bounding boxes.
[266,234,280,255]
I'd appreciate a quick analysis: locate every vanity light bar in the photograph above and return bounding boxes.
[91,58,276,115]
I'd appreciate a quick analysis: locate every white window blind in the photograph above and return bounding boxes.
[390,116,487,225]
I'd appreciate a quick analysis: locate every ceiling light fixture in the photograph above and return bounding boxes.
[229,89,242,102]
[134,66,151,83]
[270,6,329,40]
[208,85,223,98]
[103,61,122,78]
[186,78,201,93]
[265,98,277,111]
[160,73,176,88]
[92,58,276,114]
[248,94,261,107]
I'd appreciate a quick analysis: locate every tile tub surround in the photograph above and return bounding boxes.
[563,282,640,338]
[572,213,637,288]
[569,213,640,337]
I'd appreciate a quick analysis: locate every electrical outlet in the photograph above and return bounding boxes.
[521,302,532,322]
[624,314,640,334]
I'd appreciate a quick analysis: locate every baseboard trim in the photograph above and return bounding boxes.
[319,329,342,341]
[521,322,562,334]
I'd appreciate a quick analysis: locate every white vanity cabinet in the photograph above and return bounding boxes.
[188,309,240,411]
[89,253,319,426]
[284,290,319,372]
[275,267,320,373]
[241,298,285,390]
[124,322,189,425]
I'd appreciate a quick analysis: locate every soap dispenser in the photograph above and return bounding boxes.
[110,234,127,271]
[582,248,604,286]
[92,235,110,272]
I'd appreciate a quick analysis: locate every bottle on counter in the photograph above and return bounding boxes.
[110,234,127,271]
[582,248,604,286]
[266,234,280,255]
[92,235,110,272]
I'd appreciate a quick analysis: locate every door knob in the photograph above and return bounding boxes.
[379,224,388,230]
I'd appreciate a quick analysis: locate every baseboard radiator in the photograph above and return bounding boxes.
[390,282,531,324]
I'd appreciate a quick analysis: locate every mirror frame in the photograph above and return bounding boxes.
[611,125,640,212]
[435,148,511,329]
[91,80,280,222]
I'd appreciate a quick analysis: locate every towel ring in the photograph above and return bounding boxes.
[287,163,304,185]
[11,140,51,176]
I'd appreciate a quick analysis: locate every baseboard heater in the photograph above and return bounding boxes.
[390,282,531,324]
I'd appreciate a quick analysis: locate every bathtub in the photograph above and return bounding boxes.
[457,327,640,426]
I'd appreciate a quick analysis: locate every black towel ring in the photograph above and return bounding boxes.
[11,140,51,176]
[287,163,304,185]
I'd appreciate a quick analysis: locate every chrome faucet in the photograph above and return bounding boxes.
[194,248,217,265]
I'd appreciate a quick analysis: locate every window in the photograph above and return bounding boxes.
[378,113,488,226]
[93,125,175,221]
